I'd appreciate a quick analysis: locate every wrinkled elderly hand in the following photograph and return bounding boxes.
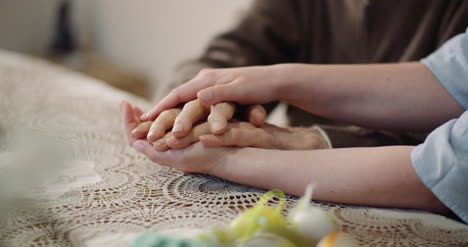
[199,123,330,150]
[131,99,266,143]
[122,100,329,153]
[121,100,263,146]
[151,121,330,151]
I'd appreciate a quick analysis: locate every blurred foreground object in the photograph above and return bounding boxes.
[130,185,358,247]
[0,127,70,233]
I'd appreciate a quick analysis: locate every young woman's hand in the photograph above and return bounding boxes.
[121,101,145,147]
[132,140,231,174]
[141,65,286,122]
[121,100,228,173]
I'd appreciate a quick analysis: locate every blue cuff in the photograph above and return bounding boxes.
[411,111,468,223]
[421,29,468,110]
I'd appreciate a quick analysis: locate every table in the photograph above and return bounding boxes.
[0,50,467,246]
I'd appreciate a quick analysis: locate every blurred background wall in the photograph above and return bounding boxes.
[0,0,252,98]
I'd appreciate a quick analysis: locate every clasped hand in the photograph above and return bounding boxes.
[121,66,330,174]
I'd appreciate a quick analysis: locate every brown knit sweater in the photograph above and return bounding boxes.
[160,0,468,147]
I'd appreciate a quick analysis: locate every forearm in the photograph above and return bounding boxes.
[210,146,447,212]
[276,63,463,131]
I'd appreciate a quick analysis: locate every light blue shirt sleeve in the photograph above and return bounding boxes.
[411,112,468,223]
[421,29,468,109]
[413,28,468,223]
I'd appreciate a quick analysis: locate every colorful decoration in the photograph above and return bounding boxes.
[130,184,358,247]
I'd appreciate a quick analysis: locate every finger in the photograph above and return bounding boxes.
[133,106,144,118]
[172,99,209,138]
[121,101,139,125]
[165,122,211,149]
[197,79,248,105]
[141,69,223,121]
[147,108,181,143]
[120,101,141,146]
[207,102,236,134]
[133,140,164,164]
[133,140,185,169]
[132,121,153,138]
[199,122,265,148]
[153,131,172,152]
[246,104,267,126]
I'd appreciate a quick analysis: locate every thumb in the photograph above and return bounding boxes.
[197,83,245,105]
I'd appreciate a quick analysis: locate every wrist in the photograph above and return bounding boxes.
[269,64,297,101]
[205,147,241,177]
[311,125,332,149]
[274,64,321,103]
[206,147,257,181]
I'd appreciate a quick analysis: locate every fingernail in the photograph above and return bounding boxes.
[147,128,156,139]
[173,122,184,133]
[133,142,145,152]
[198,90,213,102]
[211,120,224,132]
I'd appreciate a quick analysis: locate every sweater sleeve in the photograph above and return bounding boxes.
[156,0,300,106]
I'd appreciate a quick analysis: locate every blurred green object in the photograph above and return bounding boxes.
[129,184,343,247]
[131,232,219,247]
[130,190,305,247]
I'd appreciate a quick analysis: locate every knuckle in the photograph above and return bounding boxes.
[214,88,226,98]
[170,87,181,96]
[153,117,166,126]
[166,109,179,119]
[253,128,266,137]
[239,122,255,129]
[184,100,197,108]
[166,138,183,149]
[207,113,221,122]
[159,110,172,119]
[199,68,214,77]
[229,129,242,142]
[198,68,221,83]
[169,88,185,104]
[193,122,211,136]
[214,103,234,116]
[183,100,201,112]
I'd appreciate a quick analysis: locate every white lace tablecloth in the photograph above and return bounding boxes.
[0,50,467,247]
